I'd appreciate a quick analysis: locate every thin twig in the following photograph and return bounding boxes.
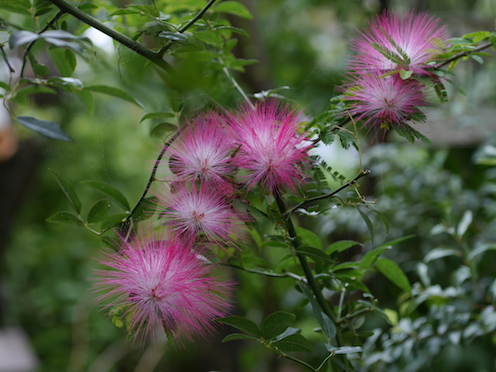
[0,46,15,73]
[222,62,255,109]
[224,263,305,281]
[157,0,219,56]
[20,10,65,77]
[285,169,371,216]
[47,0,172,72]
[436,41,493,69]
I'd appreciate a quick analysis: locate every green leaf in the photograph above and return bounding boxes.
[272,333,313,352]
[87,199,111,224]
[467,243,496,262]
[102,236,122,250]
[158,31,189,43]
[0,0,31,15]
[360,246,391,268]
[48,47,77,76]
[9,31,40,49]
[46,211,83,226]
[140,111,176,123]
[75,90,94,114]
[326,240,362,255]
[221,333,260,343]
[399,69,413,80]
[194,31,223,46]
[84,85,142,107]
[150,123,177,138]
[424,247,460,263]
[358,208,374,244]
[131,196,158,222]
[214,1,253,19]
[17,116,72,141]
[81,181,130,211]
[261,312,296,340]
[295,227,322,250]
[296,246,334,265]
[456,210,473,238]
[216,316,262,337]
[50,170,81,214]
[175,51,218,62]
[99,213,131,230]
[326,345,363,355]
[376,257,412,292]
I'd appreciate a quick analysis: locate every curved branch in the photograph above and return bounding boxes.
[285,169,371,216]
[436,41,493,69]
[47,0,172,72]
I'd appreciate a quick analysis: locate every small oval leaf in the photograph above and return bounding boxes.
[216,316,262,337]
[376,257,412,292]
[46,211,83,226]
[272,334,313,353]
[261,312,296,340]
[85,85,142,107]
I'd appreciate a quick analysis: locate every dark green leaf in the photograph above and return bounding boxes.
[216,316,262,337]
[320,311,337,340]
[17,116,72,141]
[376,257,412,292]
[221,333,260,343]
[150,123,177,138]
[326,240,362,255]
[272,333,313,352]
[214,1,253,19]
[85,85,142,107]
[50,170,81,214]
[158,31,189,42]
[140,111,176,123]
[296,246,334,265]
[99,213,131,230]
[81,181,130,210]
[132,196,158,222]
[75,89,94,114]
[261,312,296,340]
[361,246,391,268]
[326,345,363,355]
[46,211,83,226]
[358,208,374,244]
[87,199,111,224]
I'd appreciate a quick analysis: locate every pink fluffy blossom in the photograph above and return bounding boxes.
[167,113,235,189]
[94,234,233,345]
[349,11,449,75]
[158,184,247,246]
[229,102,311,193]
[342,72,428,129]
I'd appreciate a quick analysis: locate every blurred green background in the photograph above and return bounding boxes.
[1,0,496,371]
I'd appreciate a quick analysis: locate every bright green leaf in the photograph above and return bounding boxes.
[140,111,176,123]
[99,213,131,230]
[326,240,362,255]
[214,1,253,19]
[295,227,322,250]
[376,257,412,292]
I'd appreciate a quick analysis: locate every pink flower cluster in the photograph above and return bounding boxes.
[341,11,450,132]
[94,101,312,345]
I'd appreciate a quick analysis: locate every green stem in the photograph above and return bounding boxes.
[47,0,172,72]
[285,169,371,217]
[223,263,304,281]
[436,41,493,69]
[221,60,255,109]
[157,0,219,56]
[273,191,347,353]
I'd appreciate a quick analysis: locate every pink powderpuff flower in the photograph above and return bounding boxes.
[157,183,247,247]
[349,11,449,75]
[342,72,428,130]
[229,102,312,193]
[94,234,233,345]
[167,113,236,189]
